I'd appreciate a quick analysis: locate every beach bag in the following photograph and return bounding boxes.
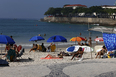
[107,53,111,58]
[113,50,116,58]
[0,59,9,66]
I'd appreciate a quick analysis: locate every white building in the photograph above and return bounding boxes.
[64,4,87,9]
[101,5,116,9]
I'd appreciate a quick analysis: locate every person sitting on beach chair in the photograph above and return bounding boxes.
[71,47,84,60]
[2,45,16,61]
[95,45,107,58]
[29,44,38,52]
[41,43,46,52]
[37,44,42,51]
[47,43,52,52]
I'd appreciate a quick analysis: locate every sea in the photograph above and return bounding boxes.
[0,18,103,48]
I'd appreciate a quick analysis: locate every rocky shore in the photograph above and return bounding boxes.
[41,17,116,26]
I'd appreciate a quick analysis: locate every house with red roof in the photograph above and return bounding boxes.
[101,5,116,9]
[64,4,87,9]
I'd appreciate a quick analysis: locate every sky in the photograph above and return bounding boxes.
[0,0,115,19]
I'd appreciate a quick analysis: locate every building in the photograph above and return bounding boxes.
[101,5,116,9]
[64,4,87,9]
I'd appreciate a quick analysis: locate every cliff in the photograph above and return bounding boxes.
[43,17,116,26]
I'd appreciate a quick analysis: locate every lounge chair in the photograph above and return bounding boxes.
[94,45,103,53]
[17,48,25,59]
[50,44,56,52]
[17,45,22,52]
[37,44,42,51]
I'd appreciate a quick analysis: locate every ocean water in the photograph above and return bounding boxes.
[0,19,102,47]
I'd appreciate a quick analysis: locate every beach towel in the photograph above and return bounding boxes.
[40,57,63,59]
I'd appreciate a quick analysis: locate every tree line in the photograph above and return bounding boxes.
[44,6,116,17]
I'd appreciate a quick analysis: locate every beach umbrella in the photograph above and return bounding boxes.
[0,35,15,44]
[70,37,85,42]
[0,35,15,56]
[29,36,45,42]
[47,35,67,51]
[47,35,67,42]
[94,37,103,42]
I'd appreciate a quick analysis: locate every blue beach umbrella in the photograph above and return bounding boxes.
[47,35,67,51]
[47,35,67,42]
[67,46,75,52]
[0,35,15,44]
[29,36,45,42]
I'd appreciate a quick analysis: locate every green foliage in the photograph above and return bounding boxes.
[44,6,116,16]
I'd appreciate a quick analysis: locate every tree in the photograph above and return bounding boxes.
[44,5,116,17]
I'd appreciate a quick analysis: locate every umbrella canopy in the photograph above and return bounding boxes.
[70,37,85,42]
[29,36,45,42]
[0,35,15,44]
[47,35,67,42]
[94,37,103,42]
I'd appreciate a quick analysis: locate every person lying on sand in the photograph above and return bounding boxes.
[59,51,70,56]
[71,47,84,60]
[45,54,63,58]
[95,45,107,58]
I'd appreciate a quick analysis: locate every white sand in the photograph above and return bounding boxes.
[1,44,116,77]
[3,47,96,67]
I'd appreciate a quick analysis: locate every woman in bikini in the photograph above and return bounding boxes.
[95,45,107,58]
[29,44,38,52]
[71,47,84,60]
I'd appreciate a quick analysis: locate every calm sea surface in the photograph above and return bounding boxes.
[0,19,102,47]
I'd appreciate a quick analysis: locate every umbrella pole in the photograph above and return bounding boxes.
[91,49,92,59]
[91,42,92,59]
[1,44,2,58]
[57,43,58,51]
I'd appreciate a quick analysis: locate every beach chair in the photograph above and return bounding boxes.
[72,48,84,61]
[37,44,42,51]
[51,44,56,52]
[17,48,25,59]
[17,45,22,52]
[94,45,103,53]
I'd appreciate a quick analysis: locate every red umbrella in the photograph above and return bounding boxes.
[94,37,103,42]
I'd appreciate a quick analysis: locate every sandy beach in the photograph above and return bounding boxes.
[0,43,116,77]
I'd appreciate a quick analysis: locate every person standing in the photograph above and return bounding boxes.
[10,36,14,48]
[96,36,98,45]
[88,37,92,47]
[84,37,87,44]
[41,43,46,52]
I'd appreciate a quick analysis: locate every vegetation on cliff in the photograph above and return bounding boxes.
[44,6,116,17]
